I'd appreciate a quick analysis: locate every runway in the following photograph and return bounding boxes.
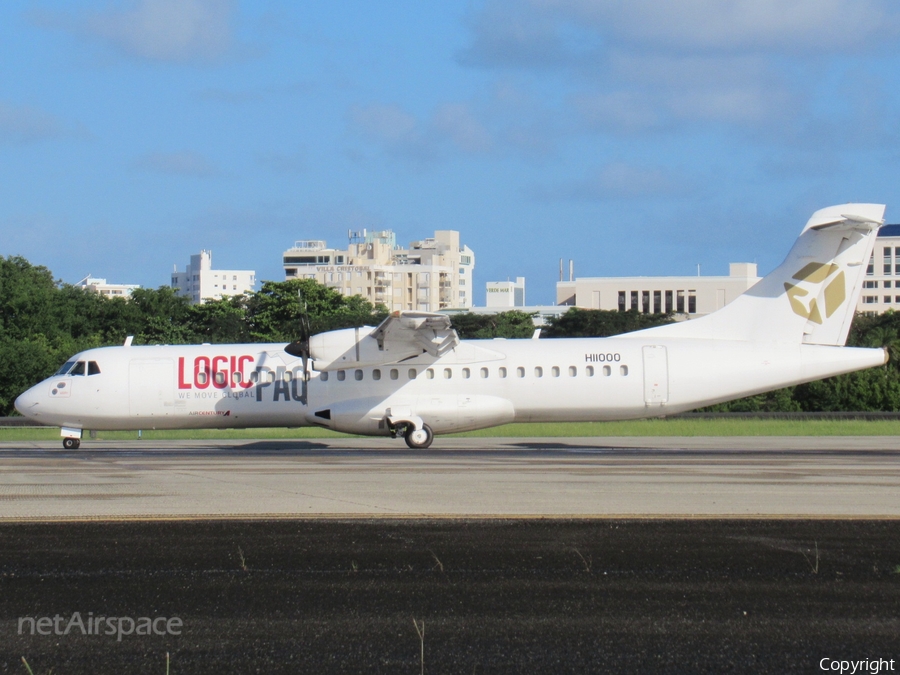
[2,436,899,519]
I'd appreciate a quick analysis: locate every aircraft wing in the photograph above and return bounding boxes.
[369,311,459,357]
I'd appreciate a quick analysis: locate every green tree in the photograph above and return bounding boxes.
[542,308,675,338]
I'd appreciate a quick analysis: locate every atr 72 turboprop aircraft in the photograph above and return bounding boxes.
[14,204,890,449]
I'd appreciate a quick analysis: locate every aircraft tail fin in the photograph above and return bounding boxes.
[629,204,885,345]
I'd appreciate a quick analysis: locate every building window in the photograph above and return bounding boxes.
[665,290,673,313]
[631,291,638,311]
[618,291,626,311]
[867,255,874,276]
[688,291,697,314]
[653,290,661,313]
[885,296,892,304]
[677,290,685,313]
[642,290,650,314]
[886,281,892,289]
[863,296,877,304]
[865,280,878,289]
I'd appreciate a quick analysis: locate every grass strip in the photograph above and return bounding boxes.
[2,418,900,441]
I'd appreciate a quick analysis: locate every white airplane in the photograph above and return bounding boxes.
[15,204,889,450]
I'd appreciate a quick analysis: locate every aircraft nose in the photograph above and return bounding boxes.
[14,387,40,419]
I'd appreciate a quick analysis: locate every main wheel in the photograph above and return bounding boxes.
[404,424,434,449]
[62,438,81,450]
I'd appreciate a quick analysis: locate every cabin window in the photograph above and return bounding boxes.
[426,368,435,379]
[232,371,242,385]
[355,369,363,381]
[568,366,577,377]
[586,366,594,377]
[267,371,276,383]
[196,370,208,385]
[551,366,560,378]
[480,367,488,378]
[88,361,101,375]
[462,368,470,379]
[516,367,525,378]
[282,370,292,382]
[70,361,86,376]
[337,370,346,381]
[444,368,452,379]
[390,369,399,380]
[499,367,507,378]
[373,369,381,380]
[215,371,227,386]
[408,369,417,379]
[320,372,329,382]
[603,365,611,376]
[534,366,543,378]
[250,371,259,383]
[620,365,629,376]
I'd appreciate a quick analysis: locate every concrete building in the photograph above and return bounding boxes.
[556,263,760,317]
[76,276,140,298]
[171,250,256,305]
[858,224,900,314]
[486,277,525,308]
[283,229,475,311]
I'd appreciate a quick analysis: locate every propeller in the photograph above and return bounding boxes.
[284,291,311,405]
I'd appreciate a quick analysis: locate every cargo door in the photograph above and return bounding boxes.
[129,359,174,418]
[642,345,668,405]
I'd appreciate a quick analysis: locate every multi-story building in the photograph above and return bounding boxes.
[556,263,760,317]
[283,229,474,311]
[171,250,256,305]
[857,224,900,314]
[486,277,525,308]
[76,276,140,298]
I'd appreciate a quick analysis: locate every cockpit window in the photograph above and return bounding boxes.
[88,361,101,375]
[69,362,86,376]
[55,360,77,376]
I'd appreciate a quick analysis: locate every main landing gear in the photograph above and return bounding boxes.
[404,424,434,450]
[63,438,81,450]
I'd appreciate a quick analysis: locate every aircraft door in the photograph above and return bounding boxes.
[642,345,668,405]
[129,359,175,417]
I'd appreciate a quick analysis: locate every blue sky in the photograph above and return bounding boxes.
[3,0,900,305]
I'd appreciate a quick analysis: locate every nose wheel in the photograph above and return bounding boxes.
[62,438,81,450]
[404,424,434,449]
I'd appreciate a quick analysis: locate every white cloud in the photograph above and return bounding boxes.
[133,151,218,176]
[33,0,235,64]
[348,102,493,161]
[534,162,689,201]
[0,102,67,144]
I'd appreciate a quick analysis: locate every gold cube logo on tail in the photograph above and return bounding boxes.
[783,262,846,324]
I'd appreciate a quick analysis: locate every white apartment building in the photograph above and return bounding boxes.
[556,263,760,317]
[486,277,525,308]
[283,229,475,311]
[858,224,900,314]
[171,250,256,305]
[76,276,140,298]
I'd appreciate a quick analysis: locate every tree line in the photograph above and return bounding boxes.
[2,254,900,415]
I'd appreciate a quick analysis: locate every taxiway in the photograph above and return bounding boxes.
[1,436,899,519]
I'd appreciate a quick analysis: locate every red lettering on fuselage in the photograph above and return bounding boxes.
[177,355,256,390]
